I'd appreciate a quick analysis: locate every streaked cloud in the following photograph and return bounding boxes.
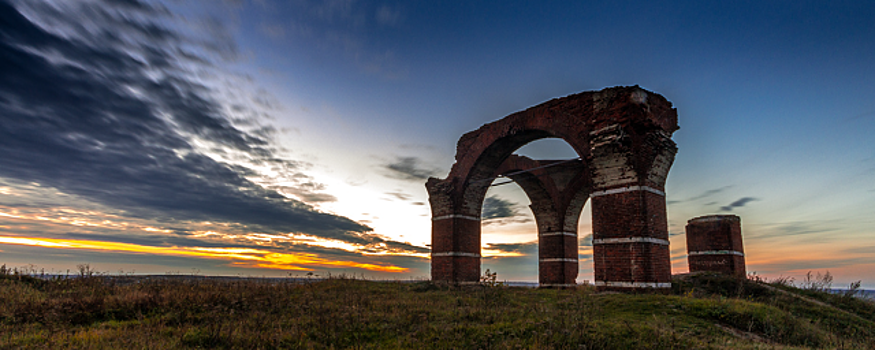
[719,197,760,212]
[383,156,439,181]
[480,195,532,227]
[483,242,536,257]
[482,195,518,220]
[0,0,382,246]
[690,186,734,201]
[385,191,412,201]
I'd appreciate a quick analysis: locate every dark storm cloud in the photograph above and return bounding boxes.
[719,197,759,212]
[383,157,439,181]
[0,1,372,242]
[481,195,519,220]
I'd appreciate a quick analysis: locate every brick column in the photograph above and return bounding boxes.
[502,156,586,288]
[685,215,746,276]
[589,125,676,291]
[426,178,481,282]
[538,228,578,287]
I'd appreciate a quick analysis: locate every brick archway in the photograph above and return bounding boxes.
[426,86,679,290]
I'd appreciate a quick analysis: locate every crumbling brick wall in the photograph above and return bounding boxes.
[427,85,679,290]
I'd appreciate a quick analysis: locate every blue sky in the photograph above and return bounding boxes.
[0,0,873,287]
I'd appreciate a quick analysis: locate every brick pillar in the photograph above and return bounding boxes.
[426,178,481,282]
[538,229,578,287]
[502,156,586,288]
[589,125,676,291]
[532,200,578,287]
[685,215,746,276]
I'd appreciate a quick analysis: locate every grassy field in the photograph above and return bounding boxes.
[1,266,873,349]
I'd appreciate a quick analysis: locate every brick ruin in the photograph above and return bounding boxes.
[426,86,679,291]
[685,215,747,276]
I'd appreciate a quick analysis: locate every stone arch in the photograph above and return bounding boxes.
[427,86,679,290]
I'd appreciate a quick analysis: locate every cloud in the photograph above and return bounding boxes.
[750,220,840,239]
[481,195,518,220]
[383,157,439,181]
[719,197,759,212]
[691,186,734,201]
[839,245,875,255]
[669,185,733,205]
[480,196,532,226]
[484,242,537,255]
[385,191,412,201]
[579,234,593,247]
[0,0,377,244]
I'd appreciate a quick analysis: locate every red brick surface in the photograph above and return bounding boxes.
[685,215,746,276]
[427,86,679,288]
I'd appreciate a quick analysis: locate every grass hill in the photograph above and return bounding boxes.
[1,267,873,349]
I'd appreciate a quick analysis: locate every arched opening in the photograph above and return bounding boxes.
[513,138,578,160]
[479,180,538,283]
[463,136,591,286]
[480,138,584,283]
[428,86,678,290]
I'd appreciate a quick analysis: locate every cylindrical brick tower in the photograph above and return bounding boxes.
[685,215,746,276]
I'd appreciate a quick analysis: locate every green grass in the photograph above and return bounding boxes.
[1,270,873,349]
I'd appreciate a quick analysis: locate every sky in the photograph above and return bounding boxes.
[1,0,873,287]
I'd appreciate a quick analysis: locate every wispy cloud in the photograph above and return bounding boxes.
[482,196,518,220]
[750,220,840,239]
[691,185,734,201]
[383,157,439,181]
[385,191,412,201]
[483,242,536,257]
[579,234,593,247]
[480,195,532,226]
[719,197,759,212]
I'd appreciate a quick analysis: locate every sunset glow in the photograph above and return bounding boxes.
[0,235,408,273]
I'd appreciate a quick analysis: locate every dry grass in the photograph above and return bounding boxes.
[1,266,873,349]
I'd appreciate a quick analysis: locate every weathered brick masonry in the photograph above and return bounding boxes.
[685,215,746,276]
[427,86,679,290]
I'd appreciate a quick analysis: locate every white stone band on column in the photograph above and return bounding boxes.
[539,258,578,263]
[594,281,671,288]
[540,231,577,237]
[688,250,744,257]
[592,237,670,245]
[590,185,665,197]
[431,214,480,221]
[431,252,480,258]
